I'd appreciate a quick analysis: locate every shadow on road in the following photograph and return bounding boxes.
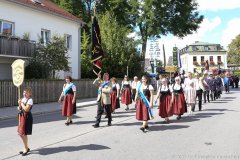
[32,144,111,155]
[149,124,189,131]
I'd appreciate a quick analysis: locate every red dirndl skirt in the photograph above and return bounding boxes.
[111,91,120,112]
[159,95,173,118]
[121,88,132,105]
[62,94,76,116]
[18,111,33,136]
[172,93,186,115]
[136,97,150,121]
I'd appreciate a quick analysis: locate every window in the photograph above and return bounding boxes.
[192,46,197,51]
[217,56,221,62]
[0,20,14,36]
[201,56,204,62]
[65,34,72,50]
[204,46,209,51]
[41,29,50,45]
[209,56,213,62]
[193,56,197,62]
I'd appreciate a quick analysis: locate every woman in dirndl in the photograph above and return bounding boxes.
[171,76,186,120]
[18,87,33,156]
[156,78,173,123]
[135,75,154,132]
[121,75,132,110]
[131,76,140,108]
[58,76,77,126]
[110,77,120,113]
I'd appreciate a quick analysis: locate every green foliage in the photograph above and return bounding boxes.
[81,29,95,78]
[228,34,240,65]
[25,35,70,79]
[98,11,142,78]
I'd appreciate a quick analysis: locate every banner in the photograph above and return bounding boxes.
[91,16,103,76]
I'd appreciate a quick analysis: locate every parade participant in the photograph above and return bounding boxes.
[156,74,163,91]
[110,77,120,113]
[235,76,239,88]
[131,76,140,108]
[215,74,223,98]
[203,71,210,103]
[208,74,217,101]
[18,87,33,156]
[223,72,230,93]
[121,75,132,110]
[135,75,154,132]
[156,78,173,123]
[93,73,112,128]
[58,76,77,126]
[171,76,186,120]
[184,81,196,115]
[193,73,204,111]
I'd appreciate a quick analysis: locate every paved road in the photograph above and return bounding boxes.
[1,89,240,160]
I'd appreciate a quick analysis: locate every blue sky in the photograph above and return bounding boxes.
[156,0,240,60]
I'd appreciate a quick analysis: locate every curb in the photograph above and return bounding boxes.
[0,101,97,121]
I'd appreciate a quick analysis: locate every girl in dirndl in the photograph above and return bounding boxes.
[184,80,196,115]
[135,75,154,132]
[171,76,186,120]
[110,77,120,113]
[156,78,173,123]
[17,87,33,156]
[121,75,132,110]
[58,76,77,126]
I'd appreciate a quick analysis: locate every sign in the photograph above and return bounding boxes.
[165,65,177,73]
[11,59,25,87]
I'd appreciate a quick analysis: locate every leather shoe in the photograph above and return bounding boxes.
[92,124,99,128]
[21,148,30,156]
[19,148,30,154]
[108,123,112,126]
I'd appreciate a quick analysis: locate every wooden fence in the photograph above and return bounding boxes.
[0,79,98,107]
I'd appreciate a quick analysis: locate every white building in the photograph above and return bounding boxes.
[0,0,84,80]
[180,41,227,74]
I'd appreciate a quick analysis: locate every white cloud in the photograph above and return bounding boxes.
[221,18,240,49]
[161,17,221,60]
[197,0,240,11]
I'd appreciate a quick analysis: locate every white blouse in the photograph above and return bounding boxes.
[137,83,154,93]
[63,83,76,92]
[112,83,120,89]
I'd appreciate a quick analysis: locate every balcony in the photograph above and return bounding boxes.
[0,35,35,58]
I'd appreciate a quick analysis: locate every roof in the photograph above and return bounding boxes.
[190,41,219,46]
[8,0,83,23]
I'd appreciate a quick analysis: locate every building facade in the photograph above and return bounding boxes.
[180,41,227,74]
[0,0,83,80]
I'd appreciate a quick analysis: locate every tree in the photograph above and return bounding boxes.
[98,0,203,71]
[98,11,142,78]
[228,34,240,66]
[81,29,95,78]
[26,35,70,79]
